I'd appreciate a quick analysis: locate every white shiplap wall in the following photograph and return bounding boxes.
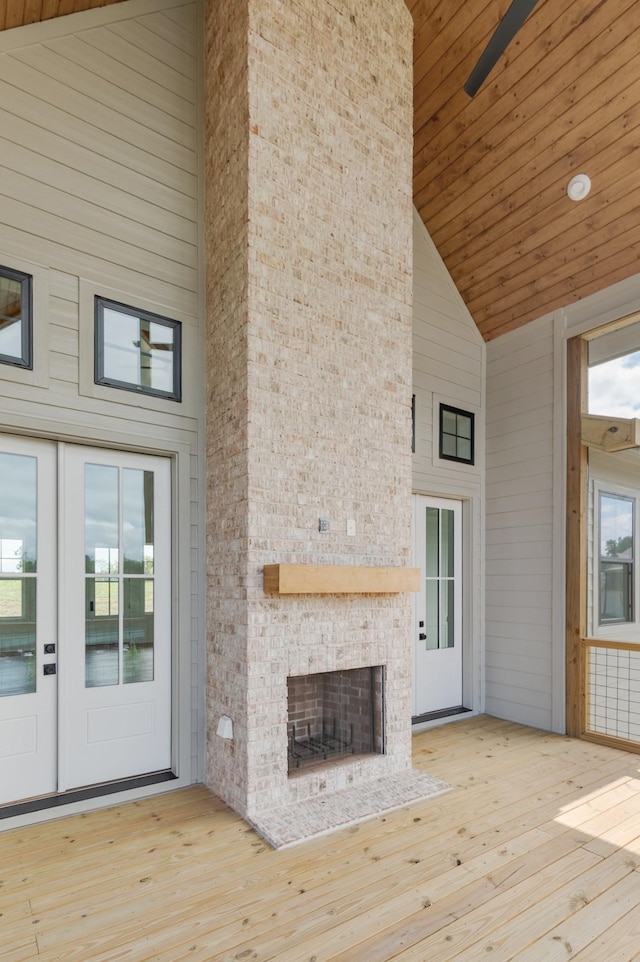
[485,316,557,730]
[413,211,485,490]
[0,0,203,786]
[412,210,485,713]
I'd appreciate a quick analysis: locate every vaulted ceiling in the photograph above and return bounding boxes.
[410,0,640,340]
[1,0,639,341]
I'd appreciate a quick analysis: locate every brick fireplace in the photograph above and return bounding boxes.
[287,667,385,772]
[204,0,417,837]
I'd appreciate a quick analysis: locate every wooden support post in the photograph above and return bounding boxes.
[566,335,587,737]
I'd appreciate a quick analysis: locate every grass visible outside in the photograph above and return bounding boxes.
[0,578,24,618]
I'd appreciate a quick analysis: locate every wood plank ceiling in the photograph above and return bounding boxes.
[0,1,123,30]
[411,0,640,340]
[1,1,640,340]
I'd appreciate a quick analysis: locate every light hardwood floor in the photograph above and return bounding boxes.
[3,715,640,961]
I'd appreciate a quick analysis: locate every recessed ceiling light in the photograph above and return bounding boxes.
[567,174,592,202]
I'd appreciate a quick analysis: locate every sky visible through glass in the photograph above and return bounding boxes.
[589,351,640,418]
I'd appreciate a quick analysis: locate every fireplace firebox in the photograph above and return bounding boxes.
[287,666,385,773]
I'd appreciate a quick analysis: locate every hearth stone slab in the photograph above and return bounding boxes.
[247,770,451,849]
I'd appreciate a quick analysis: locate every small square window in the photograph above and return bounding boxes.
[95,298,182,401]
[439,404,474,465]
[0,265,32,369]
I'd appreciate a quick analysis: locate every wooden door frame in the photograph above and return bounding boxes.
[565,334,587,737]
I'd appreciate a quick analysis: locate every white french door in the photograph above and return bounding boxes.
[59,445,171,790]
[413,495,463,716]
[0,436,172,805]
[0,437,57,804]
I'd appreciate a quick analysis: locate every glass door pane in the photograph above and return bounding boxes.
[84,465,156,689]
[0,436,57,806]
[123,578,154,684]
[85,464,119,687]
[423,507,455,651]
[0,453,37,698]
[85,578,119,688]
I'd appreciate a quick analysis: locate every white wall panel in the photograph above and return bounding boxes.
[485,315,557,730]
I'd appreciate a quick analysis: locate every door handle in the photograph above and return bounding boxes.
[419,632,427,641]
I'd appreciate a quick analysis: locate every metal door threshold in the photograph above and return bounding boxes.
[412,706,471,725]
[0,770,176,820]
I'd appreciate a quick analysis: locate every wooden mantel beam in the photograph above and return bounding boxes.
[580,414,640,452]
[264,564,420,595]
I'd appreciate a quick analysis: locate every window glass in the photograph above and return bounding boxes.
[600,493,634,559]
[123,578,154,684]
[84,463,158,688]
[85,578,119,688]
[441,433,458,458]
[441,508,455,578]
[457,436,472,461]
[425,507,439,578]
[85,464,119,574]
[0,266,32,369]
[442,579,455,649]
[423,506,456,650]
[102,308,139,388]
[0,453,37,697]
[424,580,439,650]
[599,492,634,624]
[439,404,474,464]
[0,453,37,572]
[122,469,154,574]
[0,579,36,697]
[95,297,181,401]
[600,562,631,623]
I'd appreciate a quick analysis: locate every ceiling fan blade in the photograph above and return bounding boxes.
[464,0,540,97]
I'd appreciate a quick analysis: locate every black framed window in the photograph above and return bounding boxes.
[439,404,474,464]
[95,297,182,401]
[0,266,32,369]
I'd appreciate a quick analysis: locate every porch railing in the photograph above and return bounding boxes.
[583,638,640,750]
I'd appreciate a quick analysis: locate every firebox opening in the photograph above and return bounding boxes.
[287,666,385,774]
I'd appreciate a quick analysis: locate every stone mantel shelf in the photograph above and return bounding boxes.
[263,564,420,595]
